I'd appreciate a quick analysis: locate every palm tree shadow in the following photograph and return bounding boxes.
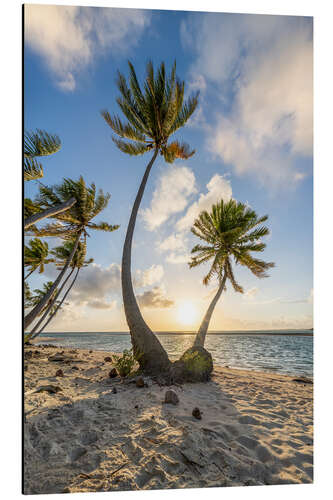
[24,365,293,495]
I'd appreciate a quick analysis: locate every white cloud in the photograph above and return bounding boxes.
[166,252,190,264]
[244,287,259,300]
[158,233,187,253]
[137,286,174,309]
[25,5,150,91]
[181,13,313,186]
[69,262,121,307]
[134,264,164,287]
[88,299,117,310]
[176,174,232,231]
[154,174,232,265]
[141,165,197,230]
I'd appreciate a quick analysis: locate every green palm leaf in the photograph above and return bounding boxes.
[189,199,275,290]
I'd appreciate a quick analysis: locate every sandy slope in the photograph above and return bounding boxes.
[23,345,313,494]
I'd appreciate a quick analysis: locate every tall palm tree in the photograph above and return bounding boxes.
[24,129,77,229]
[101,60,198,374]
[24,176,119,330]
[30,240,93,339]
[189,199,275,348]
[24,238,54,279]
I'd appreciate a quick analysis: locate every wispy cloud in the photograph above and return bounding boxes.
[25,5,151,91]
[244,287,259,300]
[181,13,313,187]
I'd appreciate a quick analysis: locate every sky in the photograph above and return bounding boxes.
[24,4,313,332]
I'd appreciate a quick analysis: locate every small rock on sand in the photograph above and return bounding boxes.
[35,385,62,394]
[164,390,179,405]
[55,369,64,377]
[48,354,67,362]
[136,377,145,388]
[192,407,202,420]
[104,356,112,362]
[109,368,118,378]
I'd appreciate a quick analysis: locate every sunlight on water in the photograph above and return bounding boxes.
[37,331,313,377]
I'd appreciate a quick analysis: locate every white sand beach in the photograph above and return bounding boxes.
[24,345,313,494]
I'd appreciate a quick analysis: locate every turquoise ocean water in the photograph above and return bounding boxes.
[37,330,313,377]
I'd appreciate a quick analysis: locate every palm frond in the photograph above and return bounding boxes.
[112,137,151,156]
[24,158,44,181]
[24,129,61,158]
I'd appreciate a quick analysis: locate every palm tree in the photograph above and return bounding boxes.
[24,281,61,344]
[24,129,61,181]
[24,238,54,279]
[24,176,119,330]
[24,129,77,229]
[27,281,59,316]
[101,60,198,374]
[24,281,33,308]
[189,199,275,348]
[30,240,93,339]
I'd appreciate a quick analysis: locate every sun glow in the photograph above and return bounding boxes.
[177,301,197,326]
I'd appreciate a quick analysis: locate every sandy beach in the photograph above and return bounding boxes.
[24,344,313,494]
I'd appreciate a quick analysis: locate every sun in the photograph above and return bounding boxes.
[177,301,197,326]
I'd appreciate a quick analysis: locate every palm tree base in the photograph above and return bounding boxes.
[174,346,213,383]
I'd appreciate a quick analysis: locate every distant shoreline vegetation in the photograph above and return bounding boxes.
[37,329,313,337]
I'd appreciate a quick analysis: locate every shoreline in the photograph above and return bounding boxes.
[32,339,313,379]
[32,330,314,336]
[24,345,313,494]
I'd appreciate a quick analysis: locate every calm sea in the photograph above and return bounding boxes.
[37,330,313,377]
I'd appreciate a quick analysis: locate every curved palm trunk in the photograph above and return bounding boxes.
[24,197,76,229]
[24,268,36,280]
[122,148,170,373]
[194,274,227,348]
[32,267,80,339]
[29,267,75,337]
[24,232,81,330]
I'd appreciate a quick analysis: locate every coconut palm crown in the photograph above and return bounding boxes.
[51,239,93,270]
[24,238,54,278]
[101,60,199,162]
[189,199,275,288]
[33,176,119,239]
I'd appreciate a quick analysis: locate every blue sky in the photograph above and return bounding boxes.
[24,5,313,332]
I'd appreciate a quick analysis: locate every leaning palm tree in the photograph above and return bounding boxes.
[24,281,61,344]
[24,176,119,330]
[27,281,60,316]
[24,238,54,279]
[189,199,275,348]
[101,60,198,374]
[30,240,93,339]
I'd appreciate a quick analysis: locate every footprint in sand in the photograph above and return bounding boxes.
[238,415,260,425]
[236,435,258,450]
[255,444,272,463]
[80,429,98,446]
